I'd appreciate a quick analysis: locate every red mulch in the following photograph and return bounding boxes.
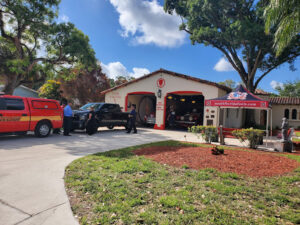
[134,146,300,178]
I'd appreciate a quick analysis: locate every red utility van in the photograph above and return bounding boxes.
[0,95,63,137]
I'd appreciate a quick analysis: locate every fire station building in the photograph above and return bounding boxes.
[101,69,230,130]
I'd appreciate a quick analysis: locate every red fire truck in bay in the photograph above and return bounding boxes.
[0,94,63,137]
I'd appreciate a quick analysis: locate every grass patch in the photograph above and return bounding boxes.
[292,137,300,143]
[65,140,300,224]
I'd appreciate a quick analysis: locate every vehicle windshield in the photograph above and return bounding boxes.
[80,103,103,111]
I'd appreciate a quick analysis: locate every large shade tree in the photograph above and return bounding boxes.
[164,0,300,93]
[0,0,96,94]
[60,66,111,107]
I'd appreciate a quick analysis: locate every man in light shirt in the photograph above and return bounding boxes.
[63,100,73,136]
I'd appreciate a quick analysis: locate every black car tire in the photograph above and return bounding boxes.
[107,125,114,130]
[35,121,51,138]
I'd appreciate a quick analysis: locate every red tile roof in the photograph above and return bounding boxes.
[100,68,231,95]
[255,89,271,95]
[269,97,300,105]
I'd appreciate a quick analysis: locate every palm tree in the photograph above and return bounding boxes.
[265,0,300,56]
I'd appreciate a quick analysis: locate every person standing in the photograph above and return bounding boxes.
[53,96,66,134]
[86,106,97,135]
[167,105,176,128]
[127,104,137,134]
[63,100,73,136]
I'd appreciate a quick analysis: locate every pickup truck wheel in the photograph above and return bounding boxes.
[107,125,114,130]
[35,122,51,138]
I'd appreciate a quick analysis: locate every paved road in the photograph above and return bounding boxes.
[0,128,193,225]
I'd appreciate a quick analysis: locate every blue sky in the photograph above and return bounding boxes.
[58,0,299,93]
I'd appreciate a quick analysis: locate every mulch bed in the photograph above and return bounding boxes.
[134,146,300,178]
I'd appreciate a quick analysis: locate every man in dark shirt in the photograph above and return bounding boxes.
[127,104,137,134]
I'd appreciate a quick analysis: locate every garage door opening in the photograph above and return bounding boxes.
[125,92,156,126]
[165,92,204,130]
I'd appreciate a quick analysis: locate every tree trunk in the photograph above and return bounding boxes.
[246,79,255,93]
[3,74,19,95]
[244,79,256,128]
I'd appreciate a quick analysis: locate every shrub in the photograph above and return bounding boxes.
[39,80,61,100]
[182,164,189,169]
[232,128,264,149]
[211,146,224,155]
[189,125,218,143]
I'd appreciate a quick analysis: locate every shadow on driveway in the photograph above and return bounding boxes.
[0,128,177,157]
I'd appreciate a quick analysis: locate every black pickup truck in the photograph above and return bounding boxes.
[72,103,129,131]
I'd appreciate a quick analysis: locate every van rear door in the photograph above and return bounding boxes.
[0,97,30,133]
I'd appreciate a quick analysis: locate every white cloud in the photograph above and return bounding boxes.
[109,0,186,47]
[131,67,151,78]
[60,14,69,23]
[270,80,283,90]
[101,61,150,79]
[214,57,235,72]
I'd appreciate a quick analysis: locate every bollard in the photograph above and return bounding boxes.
[219,125,225,145]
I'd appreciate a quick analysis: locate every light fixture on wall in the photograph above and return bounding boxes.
[157,89,162,98]
[167,95,173,99]
[180,98,185,102]
[192,100,196,104]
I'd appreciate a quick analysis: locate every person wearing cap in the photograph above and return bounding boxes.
[63,100,73,136]
[127,104,137,134]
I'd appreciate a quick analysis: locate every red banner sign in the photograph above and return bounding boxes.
[205,100,269,108]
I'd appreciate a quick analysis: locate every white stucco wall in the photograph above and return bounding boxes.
[252,105,300,130]
[105,72,226,129]
[270,105,300,129]
[222,108,244,128]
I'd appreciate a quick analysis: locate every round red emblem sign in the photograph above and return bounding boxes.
[157,78,166,88]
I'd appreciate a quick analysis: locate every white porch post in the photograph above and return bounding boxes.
[217,107,220,126]
[266,109,269,147]
[270,109,273,137]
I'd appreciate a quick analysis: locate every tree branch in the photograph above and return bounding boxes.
[215,45,247,85]
[0,10,14,42]
[254,67,275,90]
[227,46,248,76]
[242,41,250,74]
[249,49,262,81]
[21,43,32,60]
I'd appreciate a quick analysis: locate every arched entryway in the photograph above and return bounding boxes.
[125,92,156,126]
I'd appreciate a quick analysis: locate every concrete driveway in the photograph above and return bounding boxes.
[0,128,193,225]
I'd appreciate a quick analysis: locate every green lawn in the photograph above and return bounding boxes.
[293,131,300,143]
[65,141,300,225]
[293,138,300,143]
